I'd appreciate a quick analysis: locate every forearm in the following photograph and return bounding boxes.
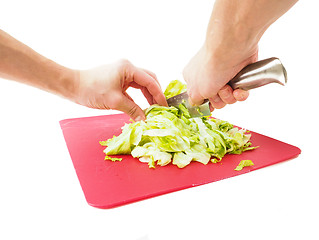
[205,0,298,63]
[0,30,167,120]
[0,30,78,99]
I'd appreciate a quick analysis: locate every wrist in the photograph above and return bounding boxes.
[45,61,79,101]
[204,1,266,67]
[205,23,260,66]
[58,68,80,101]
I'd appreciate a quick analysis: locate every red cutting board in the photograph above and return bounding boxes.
[60,113,301,209]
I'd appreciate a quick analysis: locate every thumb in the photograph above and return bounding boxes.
[187,89,206,106]
[115,94,146,121]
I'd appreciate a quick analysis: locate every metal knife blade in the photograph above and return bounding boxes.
[166,92,211,118]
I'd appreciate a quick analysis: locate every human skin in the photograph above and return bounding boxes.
[0,30,167,121]
[183,0,298,110]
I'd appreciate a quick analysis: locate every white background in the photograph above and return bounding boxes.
[0,1,318,239]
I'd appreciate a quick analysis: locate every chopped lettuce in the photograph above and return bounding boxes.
[100,80,257,168]
[104,156,122,162]
[234,160,255,171]
[163,79,187,99]
[132,143,172,167]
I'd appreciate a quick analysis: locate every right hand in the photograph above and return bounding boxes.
[183,0,297,111]
[183,44,258,110]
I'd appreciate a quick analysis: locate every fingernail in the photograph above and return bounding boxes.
[188,98,202,106]
[188,98,195,106]
[134,115,144,122]
[238,92,248,101]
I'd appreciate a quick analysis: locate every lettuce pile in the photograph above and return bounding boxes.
[100,80,257,168]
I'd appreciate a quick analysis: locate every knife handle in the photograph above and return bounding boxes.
[228,57,287,90]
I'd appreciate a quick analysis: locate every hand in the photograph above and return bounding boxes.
[183,45,258,110]
[74,59,167,121]
[183,0,297,111]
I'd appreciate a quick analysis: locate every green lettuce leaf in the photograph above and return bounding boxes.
[104,156,122,162]
[234,160,255,171]
[164,79,187,99]
[173,152,193,168]
[101,80,257,168]
[131,143,172,167]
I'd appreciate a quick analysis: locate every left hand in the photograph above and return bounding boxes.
[74,59,167,121]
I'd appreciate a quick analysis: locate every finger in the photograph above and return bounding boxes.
[112,93,146,121]
[123,92,134,102]
[128,82,156,105]
[188,89,205,106]
[124,90,156,108]
[233,89,249,101]
[218,85,237,104]
[140,87,156,105]
[209,102,215,112]
[209,95,226,109]
[140,68,161,89]
[133,68,168,106]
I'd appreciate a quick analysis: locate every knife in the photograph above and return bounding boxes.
[166,57,287,118]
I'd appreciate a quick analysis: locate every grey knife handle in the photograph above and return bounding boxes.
[166,57,287,118]
[228,57,287,90]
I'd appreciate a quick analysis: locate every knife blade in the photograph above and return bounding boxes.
[166,92,211,118]
[166,57,287,118]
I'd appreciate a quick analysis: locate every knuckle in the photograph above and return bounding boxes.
[146,79,157,89]
[200,89,214,100]
[219,86,236,104]
[213,102,226,109]
[152,72,157,79]
[117,58,131,68]
[209,96,225,109]
[199,83,219,99]
[128,104,139,117]
[220,84,232,93]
